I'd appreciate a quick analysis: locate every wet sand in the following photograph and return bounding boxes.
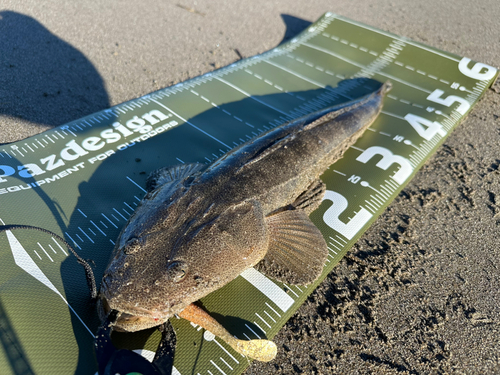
[1,1,499,373]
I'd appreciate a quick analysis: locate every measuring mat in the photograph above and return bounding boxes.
[0,13,497,375]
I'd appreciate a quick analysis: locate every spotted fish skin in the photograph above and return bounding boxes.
[99,81,391,332]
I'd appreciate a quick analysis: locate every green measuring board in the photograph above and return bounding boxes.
[0,13,497,375]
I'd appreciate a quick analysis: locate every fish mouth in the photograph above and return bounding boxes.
[98,296,173,332]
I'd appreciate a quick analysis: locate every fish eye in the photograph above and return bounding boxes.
[123,237,141,254]
[167,261,188,283]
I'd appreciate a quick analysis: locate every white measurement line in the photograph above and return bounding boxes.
[126,176,147,193]
[77,208,87,218]
[329,243,340,255]
[408,155,420,167]
[33,250,42,260]
[283,284,299,298]
[265,302,282,318]
[48,244,57,254]
[150,99,230,149]
[219,357,233,371]
[240,268,294,312]
[367,199,380,210]
[90,220,106,236]
[331,238,343,249]
[327,244,340,255]
[329,237,345,248]
[335,235,347,244]
[381,111,405,120]
[376,186,391,200]
[253,321,267,334]
[37,243,53,262]
[350,145,364,152]
[216,76,291,117]
[102,213,118,228]
[380,184,394,196]
[6,231,94,336]
[331,14,460,62]
[124,202,135,212]
[112,208,127,221]
[329,239,342,250]
[255,313,272,329]
[78,227,94,244]
[363,201,377,213]
[370,194,384,206]
[385,179,398,191]
[328,245,339,255]
[54,131,65,139]
[210,360,226,375]
[52,237,68,256]
[213,338,239,364]
[245,324,262,339]
[300,41,432,93]
[416,143,431,157]
[264,59,325,88]
[65,232,80,249]
[263,310,276,323]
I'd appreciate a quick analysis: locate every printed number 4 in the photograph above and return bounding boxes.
[404,113,445,141]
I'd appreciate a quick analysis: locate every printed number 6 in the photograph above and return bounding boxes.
[322,190,372,240]
[458,58,497,81]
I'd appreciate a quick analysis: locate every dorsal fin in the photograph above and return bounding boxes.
[237,134,294,173]
[146,163,205,192]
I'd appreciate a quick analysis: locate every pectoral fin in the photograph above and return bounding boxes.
[146,163,205,192]
[256,209,328,285]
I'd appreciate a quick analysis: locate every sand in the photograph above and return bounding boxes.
[1,0,499,373]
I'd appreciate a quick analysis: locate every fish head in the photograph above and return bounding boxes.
[98,190,269,332]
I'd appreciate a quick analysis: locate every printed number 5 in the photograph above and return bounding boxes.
[322,190,372,240]
[427,89,470,115]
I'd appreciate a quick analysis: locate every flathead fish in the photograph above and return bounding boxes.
[98,82,391,341]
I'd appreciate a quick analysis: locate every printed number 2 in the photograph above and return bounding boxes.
[322,190,372,240]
